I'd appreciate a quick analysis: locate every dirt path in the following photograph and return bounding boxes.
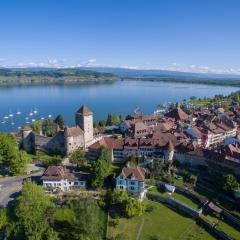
[136,217,145,240]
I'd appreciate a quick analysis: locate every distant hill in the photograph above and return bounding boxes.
[0,68,118,86]
[78,67,240,86]
[79,67,240,79]
[0,67,240,87]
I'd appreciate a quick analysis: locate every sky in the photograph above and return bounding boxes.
[1,0,240,74]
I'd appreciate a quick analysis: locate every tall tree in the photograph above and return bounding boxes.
[70,148,86,169]
[7,180,58,240]
[32,120,42,134]
[54,115,65,130]
[223,174,239,192]
[0,133,30,175]
[91,146,111,188]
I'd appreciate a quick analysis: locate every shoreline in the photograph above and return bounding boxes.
[0,77,240,88]
[121,77,240,87]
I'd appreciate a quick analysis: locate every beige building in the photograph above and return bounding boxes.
[75,105,94,147]
[22,105,94,156]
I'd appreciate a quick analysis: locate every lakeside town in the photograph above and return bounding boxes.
[1,91,240,240]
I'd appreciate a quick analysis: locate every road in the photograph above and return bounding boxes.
[0,168,44,207]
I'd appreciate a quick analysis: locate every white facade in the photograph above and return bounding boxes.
[116,175,145,196]
[42,178,86,192]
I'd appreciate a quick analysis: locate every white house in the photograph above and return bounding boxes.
[41,165,89,192]
[116,166,147,200]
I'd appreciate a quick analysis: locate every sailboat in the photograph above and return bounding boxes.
[33,107,38,114]
[9,110,14,117]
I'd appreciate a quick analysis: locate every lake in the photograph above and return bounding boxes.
[0,80,239,132]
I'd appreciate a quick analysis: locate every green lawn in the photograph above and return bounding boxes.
[148,186,200,210]
[201,213,240,240]
[107,200,215,240]
[217,220,240,240]
[107,214,142,240]
[171,192,200,210]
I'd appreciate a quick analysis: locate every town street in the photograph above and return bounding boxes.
[0,167,44,207]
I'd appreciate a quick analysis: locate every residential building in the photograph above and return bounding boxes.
[116,166,147,200]
[41,165,89,192]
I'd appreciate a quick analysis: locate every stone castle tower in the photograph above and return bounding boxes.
[75,105,94,147]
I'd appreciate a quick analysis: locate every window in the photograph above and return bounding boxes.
[131,181,135,185]
[130,187,134,190]
[119,180,122,184]
[120,186,123,189]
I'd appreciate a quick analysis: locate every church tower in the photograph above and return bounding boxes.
[75,105,94,147]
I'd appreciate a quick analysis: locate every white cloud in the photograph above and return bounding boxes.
[165,63,240,75]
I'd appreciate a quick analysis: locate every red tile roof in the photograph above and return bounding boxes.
[119,167,145,181]
[165,107,189,121]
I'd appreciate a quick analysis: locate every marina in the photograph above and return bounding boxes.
[0,80,239,132]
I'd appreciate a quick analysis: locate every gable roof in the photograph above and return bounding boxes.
[118,167,145,181]
[64,126,83,137]
[165,107,189,121]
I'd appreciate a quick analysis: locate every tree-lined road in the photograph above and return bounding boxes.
[0,169,44,207]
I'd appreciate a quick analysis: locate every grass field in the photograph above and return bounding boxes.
[107,200,215,240]
[217,220,240,240]
[148,186,200,209]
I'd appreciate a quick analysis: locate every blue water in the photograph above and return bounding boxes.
[0,80,238,132]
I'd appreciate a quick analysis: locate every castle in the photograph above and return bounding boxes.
[22,105,94,155]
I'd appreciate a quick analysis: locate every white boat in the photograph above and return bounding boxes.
[11,122,15,126]
[29,112,33,116]
[48,114,52,118]
[26,121,30,124]
[18,126,22,129]
[41,117,45,120]
[25,117,29,120]
[32,119,36,122]
[4,116,8,119]
[9,113,14,117]
[16,111,21,115]
[33,110,38,114]
[1,121,6,124]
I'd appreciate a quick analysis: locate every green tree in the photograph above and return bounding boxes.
[43,117,55,137]
[0,133,30,175]
[223,174,239,192]
[8,150,31,175]
[54,115,65,130]
[106,113,114,126]
[91,146,111,188]
[99,119,107,127]
[55,198,105,240]
[110,189,129,205]
[7,180,58,240]
[0,133,17,167]
[32,120,42,134]
[0,208,8,230]
[124,198,145,218]
[70,148,86,169]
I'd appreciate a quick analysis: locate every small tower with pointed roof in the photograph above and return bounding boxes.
[75,105,93,147]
